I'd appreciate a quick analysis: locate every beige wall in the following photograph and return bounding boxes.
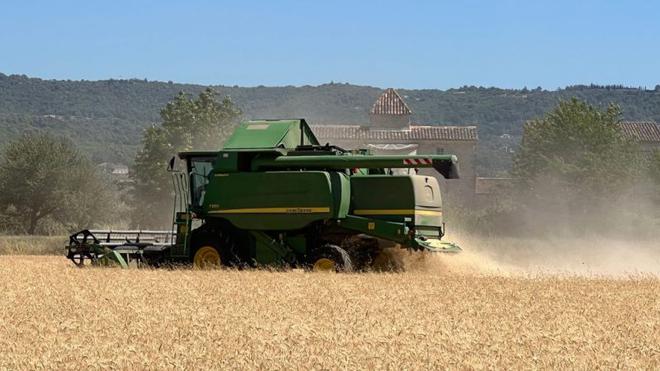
[640,142,660,154]
[368,114,410,129]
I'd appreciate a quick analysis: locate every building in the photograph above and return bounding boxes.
[97,162,129,176]
[97,162,130,183]
[619,121,660,154]
[311,88,478,204]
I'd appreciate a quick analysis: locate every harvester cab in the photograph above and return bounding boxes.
[67,119,461,270]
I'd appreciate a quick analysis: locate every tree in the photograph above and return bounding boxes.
[131,88,241,227]
[0,133,116,234]
[513,98,641,230]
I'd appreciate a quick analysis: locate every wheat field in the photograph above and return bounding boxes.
[0,250,658,370]
[0,236,63,255]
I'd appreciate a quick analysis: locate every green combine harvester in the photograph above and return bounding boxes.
[67,119,461,271]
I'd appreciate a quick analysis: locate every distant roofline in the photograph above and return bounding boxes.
[310,124,478,142]
[410,123,479,129]
[310,124,478,129]
[619,121,660,143]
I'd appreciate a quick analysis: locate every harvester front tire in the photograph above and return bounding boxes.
[190,225,234,269]
[309,244,353,272]
[193,245,222,269]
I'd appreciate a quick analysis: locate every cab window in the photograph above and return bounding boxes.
[189,157,215,208]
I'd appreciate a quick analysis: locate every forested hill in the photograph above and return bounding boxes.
[1,72,660,166]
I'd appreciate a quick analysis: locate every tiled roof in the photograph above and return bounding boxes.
[370,88,412,115]
[619,121,660,143]
[311,125,478,142]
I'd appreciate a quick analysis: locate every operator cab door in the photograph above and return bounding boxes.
[186,156,216,212]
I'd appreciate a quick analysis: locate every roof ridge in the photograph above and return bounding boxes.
[370,88,412,115]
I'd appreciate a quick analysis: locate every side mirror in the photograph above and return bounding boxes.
[167,156,176,172]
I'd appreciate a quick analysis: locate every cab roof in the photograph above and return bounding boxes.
[222,119,320,150]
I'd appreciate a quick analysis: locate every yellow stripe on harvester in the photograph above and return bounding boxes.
[353,209,443,216]
[208,207,330,214]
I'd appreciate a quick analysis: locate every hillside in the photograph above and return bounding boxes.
[1,73,659,172]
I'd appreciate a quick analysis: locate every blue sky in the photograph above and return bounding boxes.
[1,0,658,89]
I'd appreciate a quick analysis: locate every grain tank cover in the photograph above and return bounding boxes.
[223,119,320,150]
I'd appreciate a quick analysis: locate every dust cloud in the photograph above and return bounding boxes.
[398,234,660,277]
[417,176,660,278]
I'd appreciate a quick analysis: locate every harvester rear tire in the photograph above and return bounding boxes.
[308,244,353,272]
[341,235,381,271]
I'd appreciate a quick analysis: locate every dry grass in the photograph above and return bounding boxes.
[0,235,64,255]
[0,255,658,369]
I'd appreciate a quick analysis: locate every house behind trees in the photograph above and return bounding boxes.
[618,121,660,154]
[312,88,478,205]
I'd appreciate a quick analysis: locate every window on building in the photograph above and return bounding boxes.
[436,147,445,154]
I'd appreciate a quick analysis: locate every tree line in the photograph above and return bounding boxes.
[0,90,658,236]
[0,89,240,234]
[2,72,660,146]
[461,99,660,237]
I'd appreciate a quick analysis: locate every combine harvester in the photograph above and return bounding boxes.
[67,119,460,271]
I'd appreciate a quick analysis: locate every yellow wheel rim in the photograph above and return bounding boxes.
[193,246,221,269]
[313,258,336,272]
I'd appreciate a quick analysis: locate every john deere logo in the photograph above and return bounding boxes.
[286,208,313,214]
[208,206,330,214]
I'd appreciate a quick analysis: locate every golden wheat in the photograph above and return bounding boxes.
[0,255,658,369]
